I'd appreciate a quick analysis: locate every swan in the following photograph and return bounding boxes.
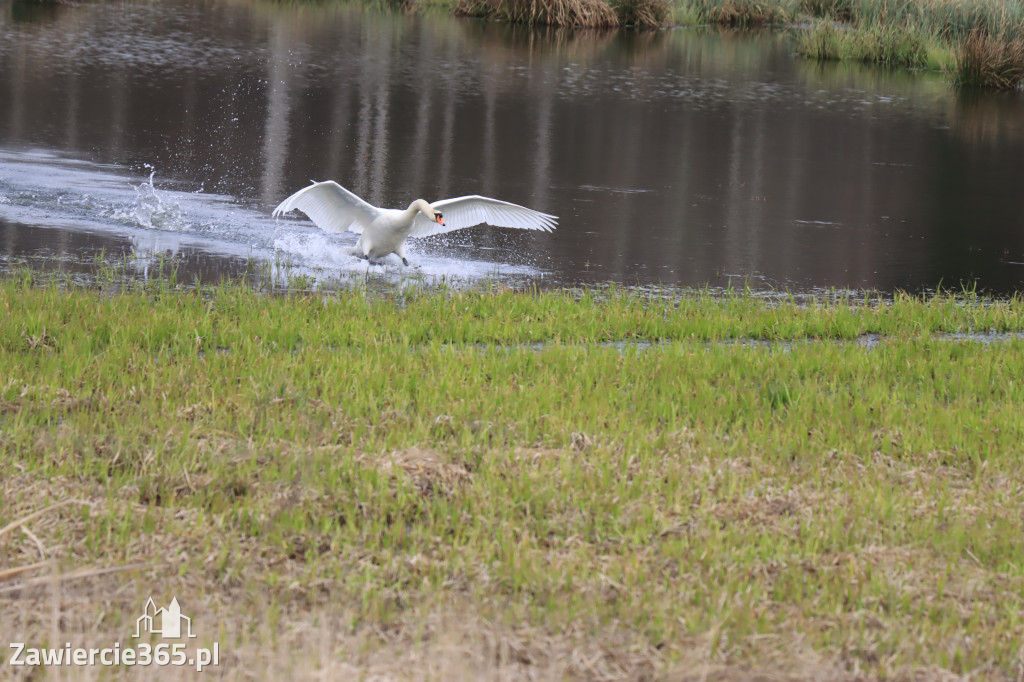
[272,181,558,266]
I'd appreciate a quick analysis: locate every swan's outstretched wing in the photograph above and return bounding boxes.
[409,195,557,237]
[272,181,379,234]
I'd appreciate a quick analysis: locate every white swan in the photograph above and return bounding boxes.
[272,181,558,266]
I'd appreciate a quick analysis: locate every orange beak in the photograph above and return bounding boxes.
[436,215,445,226]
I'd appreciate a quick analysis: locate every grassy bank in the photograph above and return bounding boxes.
[790,0,1024,88]
[3,274,1024,679]
[451,0,1024,89]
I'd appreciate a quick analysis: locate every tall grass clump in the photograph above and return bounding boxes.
[950,26,1024,90]
[454,0,620,26]
[686,0,797,26]
[795,20,844,58]
[797,0,854,21]
[795,19,929,66]
[454,0,796,28]
[613,0,669,26]
[453,0,671,27]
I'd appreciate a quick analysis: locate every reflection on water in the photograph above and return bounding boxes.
[2,0,1024,292]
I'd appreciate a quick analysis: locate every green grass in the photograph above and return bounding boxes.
[793,19,934,67]
[737,0,1024,86]
[3,273,1024,679]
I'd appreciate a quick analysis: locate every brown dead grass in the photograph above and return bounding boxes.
[454,0,620,28]
[2,579,859,681]
[612,0,670,27]
[361,446,473,498]
[951,27,1024,90]
[0,466,847,682]
[699,0,790,26]
[4,449,1024,680]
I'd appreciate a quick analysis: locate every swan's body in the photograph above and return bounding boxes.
[272,181,557,266]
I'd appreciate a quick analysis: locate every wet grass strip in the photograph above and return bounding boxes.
[3,275,1024,678]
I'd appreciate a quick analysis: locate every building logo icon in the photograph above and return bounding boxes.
[133,597,196,639]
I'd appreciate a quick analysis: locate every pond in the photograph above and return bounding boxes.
[2,0,1024,293]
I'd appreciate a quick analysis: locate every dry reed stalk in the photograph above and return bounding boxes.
[0,561,50,582]
[0,498,94,540]
[0,562,157,596]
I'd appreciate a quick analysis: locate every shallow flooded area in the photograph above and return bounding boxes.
[2,0,1024,292]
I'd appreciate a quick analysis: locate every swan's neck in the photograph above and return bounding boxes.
[405,199,433,219]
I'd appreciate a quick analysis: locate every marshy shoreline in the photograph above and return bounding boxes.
[3,271,1024,679]
[15,0,1024,89]
[458,0,1024,90]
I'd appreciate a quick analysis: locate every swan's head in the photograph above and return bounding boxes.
[412,199,445,226]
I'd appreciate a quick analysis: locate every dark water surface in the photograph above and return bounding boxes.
[2,0,1024,292]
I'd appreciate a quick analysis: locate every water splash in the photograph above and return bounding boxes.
[110,165,189,232]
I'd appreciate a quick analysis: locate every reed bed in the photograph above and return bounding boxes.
[3,272,1024,679]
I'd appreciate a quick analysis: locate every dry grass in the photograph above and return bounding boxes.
[0,473,854,681]
[453,0,667,28]
[697,0,793,26]
[361,446,473,497]
[4,458,1023,680]
[614,0,671,26]
[950,27,1024,90]
[454,0,620,27]
[0,474,920,682]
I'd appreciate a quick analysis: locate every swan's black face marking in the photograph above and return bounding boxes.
[434,212,445,226]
